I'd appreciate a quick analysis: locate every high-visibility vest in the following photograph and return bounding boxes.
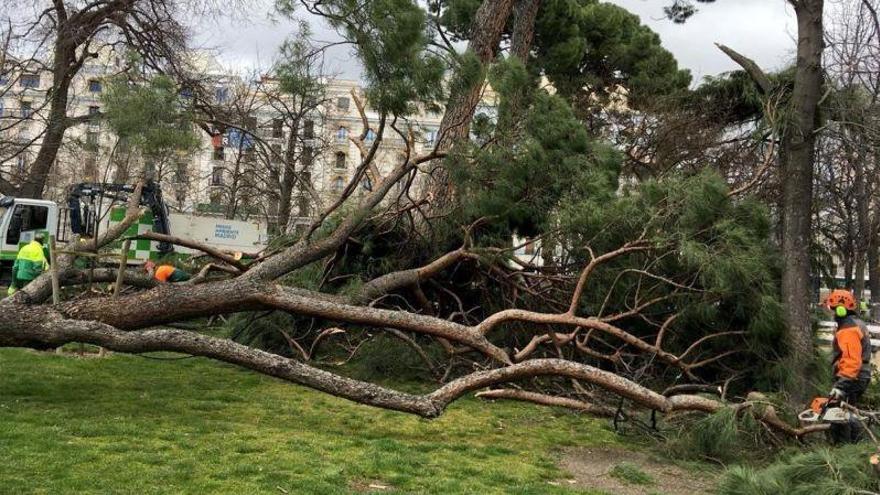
[13,241,48,281]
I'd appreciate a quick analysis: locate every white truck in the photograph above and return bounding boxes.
[0,181,268,281]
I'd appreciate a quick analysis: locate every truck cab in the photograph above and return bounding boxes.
[0,197,58,282]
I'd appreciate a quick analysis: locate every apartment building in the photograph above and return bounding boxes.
[0,54,494,232]
[196,77,450,229]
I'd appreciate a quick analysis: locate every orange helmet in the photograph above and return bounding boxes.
[826,289,857,311]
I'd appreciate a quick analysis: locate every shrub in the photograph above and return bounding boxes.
[717,445,880,495]
[666,407,769,464]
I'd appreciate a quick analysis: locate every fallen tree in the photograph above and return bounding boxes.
[0,132,809,439]
[0,0,812,444]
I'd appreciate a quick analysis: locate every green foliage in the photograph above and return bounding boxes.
[227,311,302,357]
[435,0,482,39]
[101,75,200,158]
[277,0,443,115]
[449,57,618,238]
[447,50,486,103]
[665,407,772,464]
[229,264,326,356]
[344,334,443,382]
[718,445,880,495]
[689,66,794,126]
[535,0,691,105]
[609,462,655,486]
[275,23,325,102]
[436,0,689,105]
[559,171,785,384]
[663,0,717,24]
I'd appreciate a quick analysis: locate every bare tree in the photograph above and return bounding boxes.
[0,0,204,199]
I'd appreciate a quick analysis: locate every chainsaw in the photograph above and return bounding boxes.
[798,397,866,425]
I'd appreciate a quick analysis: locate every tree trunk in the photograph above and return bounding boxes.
[423,0,515,214]
[854,156,868,300]
[868,152,880,312]
[277,120,300,234]
[855,256,866,299]
[510,0,541,61]
[780,0,824,403]
[19,38,76,199]
[868,234,880,303]
[845,255,854,288]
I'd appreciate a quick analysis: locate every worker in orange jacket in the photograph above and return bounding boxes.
[825,289,873,443]
[143,260,191,283]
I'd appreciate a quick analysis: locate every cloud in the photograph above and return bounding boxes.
[189,1,362,79]
[607,0,797,83]
[191,0,798,84]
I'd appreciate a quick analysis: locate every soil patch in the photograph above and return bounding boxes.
[349,479,395,493]
[558,446,716,495]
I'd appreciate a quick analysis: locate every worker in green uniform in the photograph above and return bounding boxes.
[6,233,49,296]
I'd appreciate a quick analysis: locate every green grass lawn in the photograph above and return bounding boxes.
[0,348,626,494]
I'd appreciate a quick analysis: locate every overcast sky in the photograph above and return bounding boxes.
[193,0,799,85]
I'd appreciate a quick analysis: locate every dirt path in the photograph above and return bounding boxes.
[557,446,716,495]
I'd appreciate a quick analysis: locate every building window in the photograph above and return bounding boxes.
[88,80,102,93]
[212,147,225,161]
[88,105,100,117]
[85,131,99,151]
[336,126,348,143]
[20,101,32,118]
[175,162,187,183]
[19,74,40,89]
[335,152,346,169]
[15,155,26,174]
[297,195,310,216]
[272,118,283,138]
[84,154,97,180]
[179,87,193,98]
[361,176,372,192]
[523,240,537,256]
[0,100,5,117]
[425,129,438,145]
[300,170,311,186]
[331,176,345,193]
[243,116,257,131]
[301,146,313,167]
[303,120,315,139]
[215,87,228,103]
[365,129,377,142]
[211,166,224,186]
[337,97,350,110]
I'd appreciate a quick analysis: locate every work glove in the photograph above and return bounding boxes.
[829,387,847,401]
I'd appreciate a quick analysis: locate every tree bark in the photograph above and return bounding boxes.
[423,0,516,214]
[868,152,880,307]
[780,0,824,403]
[868,230,880,305]
[850,134,869,300]
[510,0,541,61]
[277,118,301,233]
[0,310,832,438]
[19,34,77,198]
